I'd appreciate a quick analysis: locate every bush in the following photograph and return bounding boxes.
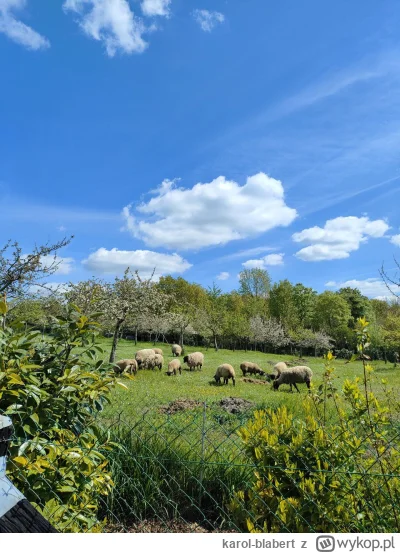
[229,321,400,533]
[0,302,125,532]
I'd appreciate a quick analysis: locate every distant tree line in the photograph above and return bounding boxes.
[2,237,399,362]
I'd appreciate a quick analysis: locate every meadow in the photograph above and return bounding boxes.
[100,338,400,531]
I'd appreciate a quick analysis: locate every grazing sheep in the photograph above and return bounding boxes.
[154,353,164,371]
[166,359,182,376]
[152,348,163,355]
[274,361,289,375]
[273,365,313,392]
[135,349,156,370]
[183,352,204,371]
[114,359,138,375]
[214,364,236,386]
[172,344,182,357]
[240,361,265,377]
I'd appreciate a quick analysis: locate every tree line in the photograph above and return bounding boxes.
[2,237,399,363]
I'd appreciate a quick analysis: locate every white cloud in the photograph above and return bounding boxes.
[192,9,224,32]
[22,255,74,275]
[390,234,400,247]
[57,225,67,232]
[82,247,191,279]
[122,172,297,251]
[141,0,170,17]
[242,253,284,269]
[219,246,276,262]
[29,282,70,297]
[0,0,50,50]
[293,216,389,261]
[217,271,230,281]
[63,0,147,57]
[325,278,391,300]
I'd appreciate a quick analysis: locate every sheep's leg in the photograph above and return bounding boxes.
[293,382,300,393]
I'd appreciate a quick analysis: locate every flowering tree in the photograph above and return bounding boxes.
[250,316,290,351]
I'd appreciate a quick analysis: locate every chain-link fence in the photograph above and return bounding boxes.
[3,390,400,534]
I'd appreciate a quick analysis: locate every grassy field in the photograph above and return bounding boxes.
[98,338,400,530]
[102,337,399,421]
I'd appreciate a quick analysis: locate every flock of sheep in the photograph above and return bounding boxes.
[114,345,313,392]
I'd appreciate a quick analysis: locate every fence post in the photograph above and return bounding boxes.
[198,402,207,508]
[0,415,57,533]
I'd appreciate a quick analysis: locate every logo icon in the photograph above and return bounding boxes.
[316,536,335,552]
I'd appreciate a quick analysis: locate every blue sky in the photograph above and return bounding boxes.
[1,0,400,299]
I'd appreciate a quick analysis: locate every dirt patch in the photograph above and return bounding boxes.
[159,399,202,415]
[241,377,269,385]
[218,397,255,414]
[106,520,234,533]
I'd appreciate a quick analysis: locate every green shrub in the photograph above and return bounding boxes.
[0,302,125,532]
[229,320,400,533]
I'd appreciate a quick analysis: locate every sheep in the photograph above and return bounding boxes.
[135,349,156,370]
[166,359,182,376]
[154,353,164,371]
[172,344,182,357]
[152,348,163,355]
[274,361,289,375]
[114,359,138,375]
[183,352,204,371]
[240,361,265,377]
[214,364,236,386]
[273,365,313,392]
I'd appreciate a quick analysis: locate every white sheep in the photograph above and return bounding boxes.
[135,349,156,370]
[152,348,163,355]
[273,364,313,392]
[153,353,164,371]
[183,352,204,371]
[214,364,236,386]
[240,362,265,377]
[114,359,138,375]
[172,344,182,357]
[166,359,181,376]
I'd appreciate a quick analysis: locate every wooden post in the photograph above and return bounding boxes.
[0,415,57,533]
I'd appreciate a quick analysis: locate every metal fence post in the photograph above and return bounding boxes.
[0,415,57,533]
[198,401,207,508]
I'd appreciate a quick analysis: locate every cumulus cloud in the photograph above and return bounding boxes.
[217,271,230,281]
[242,253,284,269]
[325,278,392,300]
[63,0,147,56]
[293,216,389,261]
[0,0,50,50]
[390,234,400,247]
[192,9,224,32]
[122,172,297,251]
[141,0,170,17]
[82,247,191,279]
[22,255,74,275]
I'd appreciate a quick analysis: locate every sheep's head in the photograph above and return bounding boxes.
[272,380,280,390]
[183,355,189,363]
[214,375,220,383]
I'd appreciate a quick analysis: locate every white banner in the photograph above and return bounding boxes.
[0,533,398,553]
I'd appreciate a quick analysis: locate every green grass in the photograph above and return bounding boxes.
[98,338,400,530]
[101,337,399,421]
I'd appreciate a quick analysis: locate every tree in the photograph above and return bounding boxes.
[269,280,300,332]
[0,237,72,300]
[65,279,107,316]
[337,287,371,326]
[104,269,161,363]
[250,316,289,352]
[238,268,271,299]
[313,292,352,340]
[197,283,226,351]
[292,283,317,329]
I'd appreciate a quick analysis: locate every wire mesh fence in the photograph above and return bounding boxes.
[3,392,400,534]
